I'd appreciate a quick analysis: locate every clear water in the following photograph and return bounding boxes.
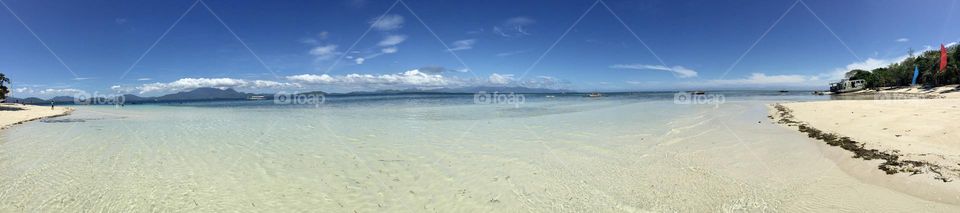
[1,92,957,211]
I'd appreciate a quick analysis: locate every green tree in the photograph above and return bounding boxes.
[872,68,891,87]
[949,45,960,85]
[846,69,877,87]
[845,44,960,88]
[0,72,10,100]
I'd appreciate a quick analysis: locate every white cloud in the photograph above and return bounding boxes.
[309,45,339,60]
[136,78,152,81]
[286,74,336,84]
[317,31,329,40]
[378,35,407,47]
[610,64,698,78]
[14,87,33,93]
[505,16,536,26]
[494,16,535,38]
[370,14,404,31]
[350,49,396,66]
[381,47,398,53]
[449,39,476,51]
[137,78,299,94]
[843,57,899,71]
[696,49,926,89]
[300,32,328,45]
[519,75,567,89]
[825,56,909,80]
[344,70,448,86]
[342,35,405,65]
[707,73,817,85]
[496,50,527,57]
[286,69,451,87]
[110,85,137,93]
[896,38,909,42]
[417,66,446,74]
[251,80,296,88]
[411,66,467,74]
[488,73,514,85]
[39,88,85,95]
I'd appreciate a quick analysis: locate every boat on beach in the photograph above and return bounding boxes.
[829,79,866,94]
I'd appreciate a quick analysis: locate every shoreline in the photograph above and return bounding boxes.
[0,103,74,130]
[836,84,960,99]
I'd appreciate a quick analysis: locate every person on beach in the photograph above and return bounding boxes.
[50,101,54,110]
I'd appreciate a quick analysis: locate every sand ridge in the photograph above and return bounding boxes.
[0,103,73,130]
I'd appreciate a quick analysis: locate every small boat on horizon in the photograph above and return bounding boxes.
[687,90,706,95]
[586,92,602,97]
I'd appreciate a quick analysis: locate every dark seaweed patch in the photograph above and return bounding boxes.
[40,118,87,123]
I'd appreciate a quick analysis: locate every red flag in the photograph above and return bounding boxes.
[940,44,948,72]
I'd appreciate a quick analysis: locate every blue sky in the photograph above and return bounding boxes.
[1,0,959,97]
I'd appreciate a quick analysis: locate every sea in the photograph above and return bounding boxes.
[1,91,958,212]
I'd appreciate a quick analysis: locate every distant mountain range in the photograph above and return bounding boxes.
[3,86,572,105]
[5,88,265,104]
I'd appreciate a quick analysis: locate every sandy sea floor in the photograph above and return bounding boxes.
[1,97,958,212]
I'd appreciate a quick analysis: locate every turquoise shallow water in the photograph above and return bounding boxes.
[2,92,958,212]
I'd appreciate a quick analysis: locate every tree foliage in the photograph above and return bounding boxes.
[0,72,9,100]
[851,45,960,88]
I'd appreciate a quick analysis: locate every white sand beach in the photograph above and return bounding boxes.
[771,86,960,203]
[0,103,73,130]
[775,98,960,177]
